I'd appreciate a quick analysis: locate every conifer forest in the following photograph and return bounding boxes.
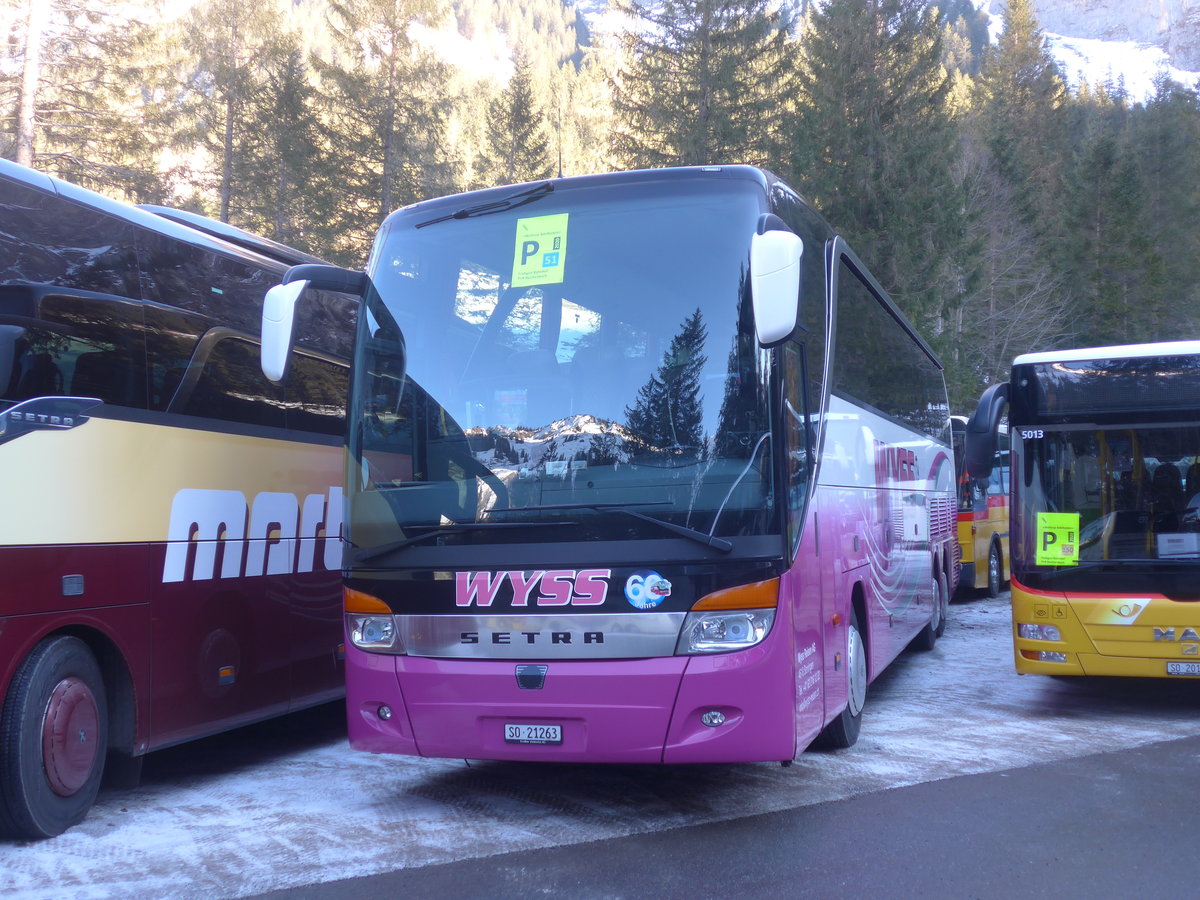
[4,0,1199,409]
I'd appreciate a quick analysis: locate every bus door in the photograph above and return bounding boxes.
[782,343,826,747]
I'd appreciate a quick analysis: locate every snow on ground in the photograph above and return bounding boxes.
[3,594,1200,900]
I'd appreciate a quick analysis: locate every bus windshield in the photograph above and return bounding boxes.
[349,177,780,553]
[1016,425,1200,592]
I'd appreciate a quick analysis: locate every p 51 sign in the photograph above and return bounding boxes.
[1036,512,1079,566]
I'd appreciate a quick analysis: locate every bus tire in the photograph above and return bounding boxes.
[0,636,108,840]
[814,609,866,749]
[912,569,949,651]
[986,542,1003,598]
[934,569,949,638]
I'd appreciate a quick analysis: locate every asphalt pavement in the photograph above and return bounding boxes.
[253,732,1200,900]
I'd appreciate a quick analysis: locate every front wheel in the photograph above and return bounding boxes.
[986,542,1004,598]
[0,636,109,840]
[814,609,866,749]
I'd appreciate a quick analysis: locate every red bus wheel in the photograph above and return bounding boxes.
[42,676,102,796]
[0,636,108,839]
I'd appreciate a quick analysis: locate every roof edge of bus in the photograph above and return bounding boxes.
[391,165,773,219]
[139,204,326,268]
[0,157,320,271]
[1014,341,1200,366]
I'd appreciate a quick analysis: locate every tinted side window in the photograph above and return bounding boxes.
[142,304,212,411]
[0,291,148,408]
[181,335,286,429]
[285,352,349,437]
[0,177,140,296]
[833,257,947,439]
[783,342,813,549]
[137,232,271,337]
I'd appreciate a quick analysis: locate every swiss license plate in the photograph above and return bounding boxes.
[1166,661,1200,676]
[504,723,562,745]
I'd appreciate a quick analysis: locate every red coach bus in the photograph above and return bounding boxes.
[0,159,355,838]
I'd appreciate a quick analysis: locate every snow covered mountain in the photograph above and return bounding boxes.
[567,0,1200,100]
[1027,0,1200,70]
[985,0,1200,98]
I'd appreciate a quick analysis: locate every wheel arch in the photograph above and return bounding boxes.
[849,580,869,668]
[44,626,138,759]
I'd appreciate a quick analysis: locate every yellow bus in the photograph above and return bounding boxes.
[964,341,1200,677]
[951,416,1009,596]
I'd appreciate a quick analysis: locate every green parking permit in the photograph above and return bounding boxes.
[1036,512,1080,566]
[512,213,568,287]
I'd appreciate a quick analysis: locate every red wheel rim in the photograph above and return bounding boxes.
[42,677,101,797]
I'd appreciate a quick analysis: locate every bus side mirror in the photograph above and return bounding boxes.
[963,382,1009,480]
[261,280,308,383]
[750,229,803,347]
[260,264,368,383]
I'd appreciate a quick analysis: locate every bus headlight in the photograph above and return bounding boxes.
[348,615,403,652]
[1017,623,1062,642]
[676,609,775,655]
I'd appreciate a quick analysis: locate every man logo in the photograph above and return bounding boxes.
[162,487,343,583]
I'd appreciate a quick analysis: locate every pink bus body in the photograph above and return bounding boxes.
[0,160,354,838]
[310,167,956,764]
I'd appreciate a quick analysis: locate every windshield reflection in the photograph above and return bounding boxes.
[349,178,781,546]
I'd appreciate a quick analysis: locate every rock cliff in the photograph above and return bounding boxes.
[1029,0,1200,68]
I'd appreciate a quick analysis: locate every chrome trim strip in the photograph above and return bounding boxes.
[398,612,686,659]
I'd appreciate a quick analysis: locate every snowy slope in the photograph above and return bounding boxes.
[569,0,1200,100]
[976,0,1200,98]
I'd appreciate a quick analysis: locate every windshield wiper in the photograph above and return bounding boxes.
[415,181,554,228]
[353,521,574,563]
[492,502,733,553]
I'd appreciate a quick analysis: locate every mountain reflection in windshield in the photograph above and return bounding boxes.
[350,177,782,543]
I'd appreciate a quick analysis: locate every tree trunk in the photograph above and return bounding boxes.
[15,0,49,167]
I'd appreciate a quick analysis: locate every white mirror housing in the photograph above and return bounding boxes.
[750,230,803,347]
[261,280,309,383]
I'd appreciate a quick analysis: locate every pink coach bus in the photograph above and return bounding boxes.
[265,166,957,763]
[0,159,354,838]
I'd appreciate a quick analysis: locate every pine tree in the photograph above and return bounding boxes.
[168,0,290,222]
[480,46,555,187]
[948,0,1078,398]
[625,309,708,454]
[973,0,1070,245]
[789,0,970,337]
[1066,88,1165,346]
[2,0,166,199]
[608,0,794,168]
[1128,78,1200,339]
[317,0,455,262]
[232,33,335,257]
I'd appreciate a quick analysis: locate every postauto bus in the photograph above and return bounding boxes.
[262,166,958,764]
[964,341,1200,677]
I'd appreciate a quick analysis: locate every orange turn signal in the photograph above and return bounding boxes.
[344,587,391,614]
[690,577,779,611]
